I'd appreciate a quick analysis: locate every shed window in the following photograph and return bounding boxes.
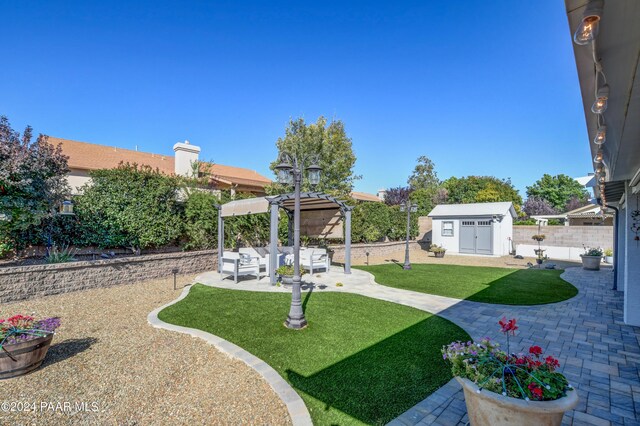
[442,221,454,236]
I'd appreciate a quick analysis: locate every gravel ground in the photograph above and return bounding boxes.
[359,247,583,270]
[0,275,291,425]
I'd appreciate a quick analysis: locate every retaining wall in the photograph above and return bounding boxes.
[0,250,217,303]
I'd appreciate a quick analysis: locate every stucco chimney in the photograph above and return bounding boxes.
[377,188,387,201]
[173,140,201,177]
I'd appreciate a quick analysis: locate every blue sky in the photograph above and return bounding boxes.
[1,1,590,197]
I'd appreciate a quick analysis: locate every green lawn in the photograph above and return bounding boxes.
[356,264,578,305]
[158,285,469,425]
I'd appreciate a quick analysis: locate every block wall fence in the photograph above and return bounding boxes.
[0,250,217,304]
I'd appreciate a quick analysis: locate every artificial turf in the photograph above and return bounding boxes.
[356,263,578,305]
[158,285,470,425]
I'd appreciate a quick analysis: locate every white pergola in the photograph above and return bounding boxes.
[217,192,354,284]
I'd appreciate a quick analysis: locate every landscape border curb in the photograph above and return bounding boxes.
[147,284,313,426]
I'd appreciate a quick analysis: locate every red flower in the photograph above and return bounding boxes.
[528,383,543,400]
[515,356,528,365]
[545,356,560,369]
[498,317,518,335]
[529,345,543,356]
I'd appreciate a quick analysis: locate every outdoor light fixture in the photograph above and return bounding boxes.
[274,150,323,330]
[573,0,603,45]
[598,175,606,184]
[594,125,606,145]
[591,85,609,114]
[275,157,294,185]
[400,200,418,270]
[594,149,603,163]
[306,162,322,186]
[59,200,74,215]
[595,164,604,174]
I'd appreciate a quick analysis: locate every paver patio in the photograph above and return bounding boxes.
[198,265,640,426]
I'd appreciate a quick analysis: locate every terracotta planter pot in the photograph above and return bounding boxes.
[0,333,54,379]
[456,377,578,426]
[434,252,445,258]
[580,255,602,271]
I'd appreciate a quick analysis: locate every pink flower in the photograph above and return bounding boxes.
[498,317,518,335]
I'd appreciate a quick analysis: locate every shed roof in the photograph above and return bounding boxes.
[428,202,516,218]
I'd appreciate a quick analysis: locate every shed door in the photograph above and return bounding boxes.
[459,219,493,255]
[459,221,476,254]
[475,220,493,255]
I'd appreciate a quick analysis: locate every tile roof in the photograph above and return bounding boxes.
[49,137,272,189]
[50,137,175,174]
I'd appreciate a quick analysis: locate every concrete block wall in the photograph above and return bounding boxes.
[0,250,217,304]
[513,226,613,249]
[330,241,423,263]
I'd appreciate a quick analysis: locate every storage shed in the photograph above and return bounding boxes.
[428,202,516,256]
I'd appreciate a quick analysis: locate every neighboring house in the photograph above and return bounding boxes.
[49,137,272,195]
[428,202,516,256]
[531,204,613,226]
[350,191,383,203]
[565,0,640,325]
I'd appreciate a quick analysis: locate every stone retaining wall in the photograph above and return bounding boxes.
[0,250,217,304]
[330,241,424,263]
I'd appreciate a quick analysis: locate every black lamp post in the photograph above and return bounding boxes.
[275,152,322,329]
[400,200,418,270]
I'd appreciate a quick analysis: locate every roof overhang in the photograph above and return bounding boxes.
[565,0,640,183]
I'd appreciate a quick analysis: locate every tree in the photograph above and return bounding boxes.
[269,116,360,197]
[383,186,411,206]
[526,174,589,211]
[75,163,184,252]
[408,156,439,190]
[406,155,441,215]
[522,196,557,216]
[442,176,523,212]
[565,195,590,212]
[0,116,69,250]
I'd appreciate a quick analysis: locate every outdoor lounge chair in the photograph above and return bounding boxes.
[220,252,260,283]
[239,247,282,276]
[300,248,330,274]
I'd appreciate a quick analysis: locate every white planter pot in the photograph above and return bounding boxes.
[605,255,613,264]
[580,255,602,271]
[456,377,578,426]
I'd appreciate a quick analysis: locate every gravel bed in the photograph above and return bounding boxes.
[0,275,291,425]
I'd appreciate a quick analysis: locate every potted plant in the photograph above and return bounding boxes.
[604,248,613,264]
[0,315,61,379]
[531,234,546,242]
[275,265,305,285]
[430,244,447,258]
[442,317,578,426]
[580,247,603,270]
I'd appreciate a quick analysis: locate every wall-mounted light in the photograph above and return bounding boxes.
[594,125,606,145]
[592,85,609,114]
[593,149,604,163]
[574,0,604,45]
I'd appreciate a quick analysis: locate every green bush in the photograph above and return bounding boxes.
[74,163,184,251]
[351,202,418,243]
[183,190,219,250]
[514,219,537,225]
